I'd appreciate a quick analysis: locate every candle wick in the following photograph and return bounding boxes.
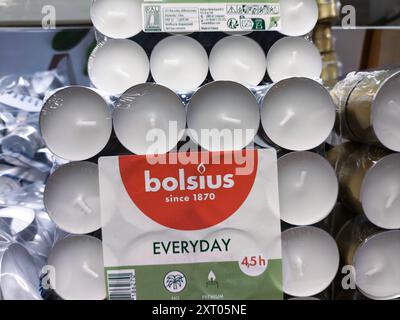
[385,191,399,209]
[76,120,97,127]
[74,197,92,215]
[295,171,307,188]
[83,263,99,278]
[294,256,304,277]
[280,110,295,127]
[364,267,380,277]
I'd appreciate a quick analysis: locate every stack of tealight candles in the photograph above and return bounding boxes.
[35,0,400,300]
[313,0,342,88]
[327,68,400,300]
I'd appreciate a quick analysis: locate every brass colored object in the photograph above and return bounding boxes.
[327,143,391,214]
[336,215,382,266]
[321,51,340,88]
[317,0,341,23]
[346,70,399,146]
[313,23,335,53]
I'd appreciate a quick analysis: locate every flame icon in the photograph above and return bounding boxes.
[208,271,216,282]
[206,270,219,288]
[197,163,206,175]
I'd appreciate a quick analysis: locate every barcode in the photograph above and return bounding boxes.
[106,269,136,300]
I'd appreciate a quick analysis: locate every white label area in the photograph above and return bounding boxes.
[142,3,280,32]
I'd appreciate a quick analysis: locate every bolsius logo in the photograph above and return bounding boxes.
[144,163,235,193]
[119,151,258,231]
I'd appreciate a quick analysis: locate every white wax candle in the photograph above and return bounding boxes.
[113,83,186,155]
[187,81,260,151]
[371,71,400,152]
[282,226,339,297]
[40,86,112,161]
[266,37,322,83]
[88,39,150,96]
[44,162,101,235]
[150,36,208,92]
[0,243,42,300]
[279,0,319,36]
[209,36,267,86]
[361,153,400,229]
[278,152,339,226]
[261,77,335,151]
[47,235,105,300]
[90,0,142,39]
[354,230,400,300]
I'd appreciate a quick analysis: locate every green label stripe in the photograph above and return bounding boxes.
[106,260,283,300]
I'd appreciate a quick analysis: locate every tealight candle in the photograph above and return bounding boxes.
[150,36,208,92]
[40,86,112,161]
[279,0,319,36]
[278,151,338,226]
[348,71,400,152]
[360,153,400,230]
[44,162,101,235]
[261,77,335,151]
[88,39,150,96]
[353,230,400,300]
[47,235,105,300]
[0,243,42,300]
[266,37,322,83]
[113,83,186,155]
[209,36,267,86]
[282,226,339,297]
[90,0,142,39]
[187,81,260,151]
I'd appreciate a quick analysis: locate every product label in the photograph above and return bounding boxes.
[99,150,282,300]
[142,0,280,33]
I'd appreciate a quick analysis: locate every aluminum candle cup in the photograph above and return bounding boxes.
[44,162,101,235]
[2,125,43,158]
[336,216,400,300]
[209,36,267,86]
[90,0,142,39]
[261,78,336,151]
[114,83,186,155]
[353,230,400,300]
[150,36,208,92]
[328,144,400,229]
[282,226,339,297]
[279,0,319,36]
[40,86,112,161]
[0,206,36,242]
[335,215,382,267]
[47,235,105,300]
[88,39,150,96]
[317,0,341,23]
[266,37,322,83]
[187,81,260,151]
[344,71,400,152]
[0,243,41,300]
[278,152,338,226]
[313,23,335,53]
[360,153,400,230]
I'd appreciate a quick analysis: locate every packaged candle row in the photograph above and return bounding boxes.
[43,149,339,238]
[90,0,320,39]
[88,35,323,95]
[327,142,400,230]
[331,70,400,153]
[40,79,336,162]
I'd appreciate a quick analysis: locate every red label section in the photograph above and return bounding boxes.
[119,151,258,231]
